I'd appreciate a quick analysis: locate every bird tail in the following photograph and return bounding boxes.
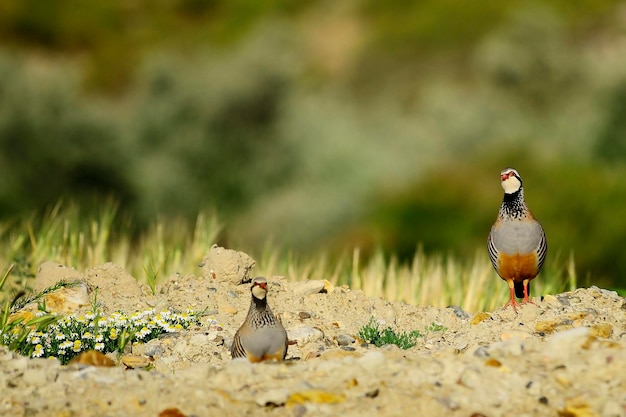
[514,281,526,299]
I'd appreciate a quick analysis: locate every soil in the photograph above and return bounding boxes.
[1,247,625,417]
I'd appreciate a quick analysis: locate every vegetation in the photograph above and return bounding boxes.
[357,317,446,350]
[0,2,624,292]
[0,201,579,313]
[0,264,202,364]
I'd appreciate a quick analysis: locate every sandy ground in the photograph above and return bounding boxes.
[1,247,625,417]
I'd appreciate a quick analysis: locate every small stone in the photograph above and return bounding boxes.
[144,341,165,357]
[473,346,490,358]
[471,312,491,325]
[255,388,289,407]
[189,333,217,346]
[535,320,561,334]
[436,396,460,410]
[69,351,116,367]
[556,295,571,306]
[554,371,571,387]
[558,396,594,416]
[590,323,612,338]
[365,388,380,398]
[336,334,355,346]
[341,346,356,352]
[198,245,256,284]
[447,305,470,319]
[501,330,531,341]
[287,327,324,345]
[484,358,501,367]
[158,408,187,417]
[221,305,238,314]
[457,366,481,388]
[298,311,311,319]
[547,326,590,347]
[357,350,386,368]
[121,355,151,369]
[542,294,560,306]
[454,339,469,352]
[286,390,345,406]
[292,280,326,297]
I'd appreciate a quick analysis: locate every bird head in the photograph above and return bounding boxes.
[500,168,522,194]
[251,277,268,300]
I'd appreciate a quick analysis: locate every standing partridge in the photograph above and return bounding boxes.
[488,168,547,311]
[231,277,288,362]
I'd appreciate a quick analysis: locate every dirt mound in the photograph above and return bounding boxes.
[1,260,624,416]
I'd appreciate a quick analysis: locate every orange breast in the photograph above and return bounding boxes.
[497,252,539,282]
[247,351,285,363]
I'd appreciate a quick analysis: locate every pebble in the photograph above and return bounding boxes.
[457,366,481,388]
[473,346,490,358]
[336,334,355,346]
[255,388,290,407]
[287,327,324,345]
[454,339,469,352]
[357,350,386,369]
[144,341,165,357]
[556,295,571,306]
[447,305,470,319]
[121,355,151,369]
[292,280,326,297]
[471,312,491,325]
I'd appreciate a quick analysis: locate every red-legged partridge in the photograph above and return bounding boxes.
[488,168,547,311]
[231,277,288,362]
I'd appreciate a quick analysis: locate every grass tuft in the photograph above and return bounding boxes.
[0,200,580,313]
[357,317,445,350]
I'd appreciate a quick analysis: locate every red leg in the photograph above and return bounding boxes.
[520,279,537,305]
[503,282,520,312]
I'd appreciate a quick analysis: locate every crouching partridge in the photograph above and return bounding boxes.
[488,168,547,311]
[231,277,288,362]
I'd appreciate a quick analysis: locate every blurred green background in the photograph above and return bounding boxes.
[0,0,625,290]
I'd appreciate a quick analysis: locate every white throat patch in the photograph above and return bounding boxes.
[251,284,267,299]
[501,176,522,194]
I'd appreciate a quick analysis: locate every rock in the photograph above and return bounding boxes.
[548,326,590,344]
[336,334,355,346]
[34,262,85,292]
[288,327,324,345]
[69,351,116,367]
[590,323,612,338]
[471,312,491,325]
[322,279,335,293]
[292,280,326,297]
[121,355,151,369]
[557,396,596,417]
[143,340,165,357]
[357,350,386,369]
[158,408,187,417]
[448,305,470,319]
[255,388,290,407]
[84,263,146,313]
[12,279,90,318]
[457,366,481,388]
[198,245,256,284]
